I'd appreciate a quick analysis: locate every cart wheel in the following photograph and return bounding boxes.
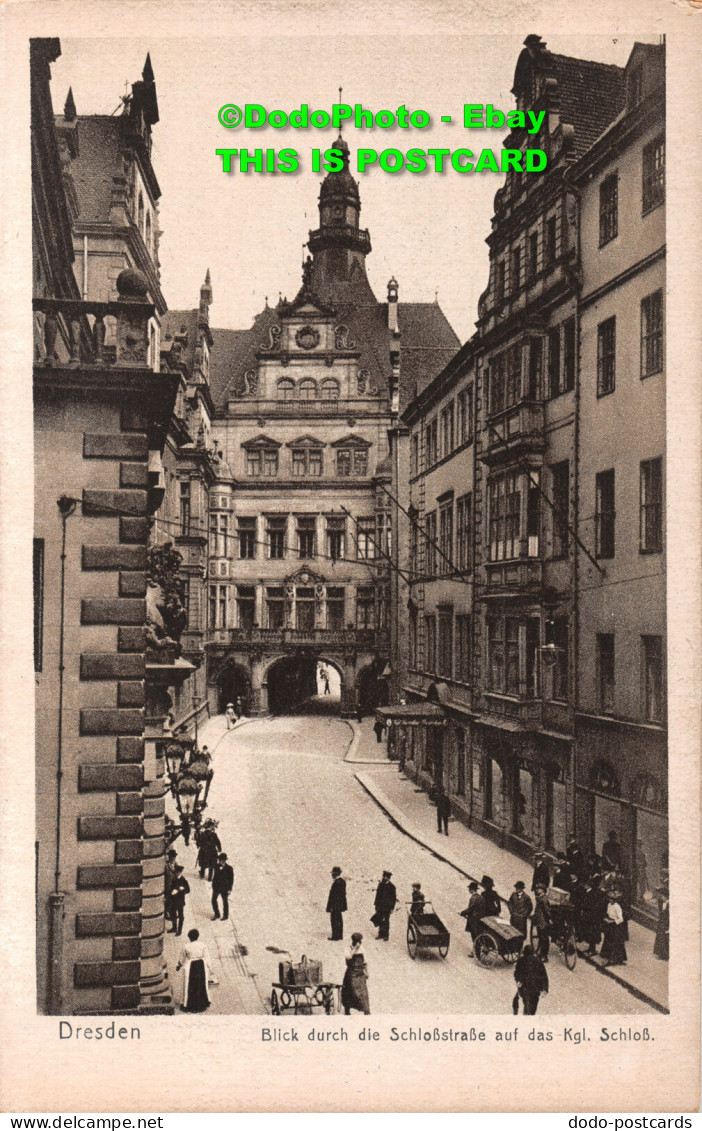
[407,923,418,959]
[438,941,449,959]
[313,986,326,1007]
[565,931,578,970]
[503,946,519,965]
[280,989,292,1010]
[271,989,280,1015]
[475,933,498,967]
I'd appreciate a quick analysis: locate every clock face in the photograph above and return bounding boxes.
[332,203,343,219]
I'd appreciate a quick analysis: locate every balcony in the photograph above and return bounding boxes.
[206,626,388,653]
[483,401,545,465]
[482,693,543,731]
[482,556,543,599]
[34,294,156,370]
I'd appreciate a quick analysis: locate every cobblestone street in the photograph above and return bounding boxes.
[165,714,660,1016]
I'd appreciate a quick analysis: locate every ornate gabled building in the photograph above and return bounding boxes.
[203,136,459,717]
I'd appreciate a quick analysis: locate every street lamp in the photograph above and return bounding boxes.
[165,741,185,781]
[174,773,201,816]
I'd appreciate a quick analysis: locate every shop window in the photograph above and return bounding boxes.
[595,469,615,559]
[640,457,663,552]
[597,317,616,396]
[597,634,615,714]
[641,290,663,378]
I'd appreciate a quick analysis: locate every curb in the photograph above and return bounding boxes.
[343,719,393,765]
[355,771,669,1015]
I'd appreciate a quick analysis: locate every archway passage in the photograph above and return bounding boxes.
[217,663,251,715]
[267,656,342,715]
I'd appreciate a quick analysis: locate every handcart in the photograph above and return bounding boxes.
[531,887,578,970]
[474,916,525,967]
[270,953,342,1014]
[406,901,450,959]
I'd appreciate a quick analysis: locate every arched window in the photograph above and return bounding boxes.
[299,378,317,401]
[321,378,340,401]
[277,378,295,401]
[137,193,144,235]
[145,212,152,253]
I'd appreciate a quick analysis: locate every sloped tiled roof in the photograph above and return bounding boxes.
[548,52,626,159]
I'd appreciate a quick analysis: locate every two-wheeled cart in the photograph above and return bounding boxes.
[531,887,578,970]
[270,982,342,1015]
[406,902,451,959]
[474,916,525,967]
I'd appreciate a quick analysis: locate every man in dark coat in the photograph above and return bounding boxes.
[531,852,550,892]
[436,791,451,836]
[326,866,347,941]
[513,944,549,1014]
[532,884,552,961]
[211,853,234,921]
[553,853,573,891]
[198,822,222,881]
[373,870,397,940]
[459,881,484,957]
[602,830,623,872]
[507,881,533,935]
[167,865,190,937]
[481,875,502,918]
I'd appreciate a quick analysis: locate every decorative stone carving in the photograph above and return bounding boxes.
[145,542,187,662]
[242,370,258,396]
[295,326,320,351]
[334,324,356,350]
[261,323,282,350]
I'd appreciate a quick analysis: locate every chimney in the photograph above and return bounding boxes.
[387,276,399,334]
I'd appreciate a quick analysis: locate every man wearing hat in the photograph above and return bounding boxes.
[326,867,347,941]
[373,871,397,940]
[481,875,502,919]
[513,944,549,1015]
[410,883,426,915]
[225,702,236,730]
[532,884,552,960]
[531,851,550,892]
[507,881,533,936]
[459,881,484,956]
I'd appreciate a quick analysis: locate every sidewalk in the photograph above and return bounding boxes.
[355,766,669,1013]
[163,784,267,1015]
[344,717,393,763]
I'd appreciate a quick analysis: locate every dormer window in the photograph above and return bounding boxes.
[289,437,325,477]
[242,434,281,477]
[332,435,372,477]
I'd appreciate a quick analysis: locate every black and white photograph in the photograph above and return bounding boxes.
[2,0,700,1115]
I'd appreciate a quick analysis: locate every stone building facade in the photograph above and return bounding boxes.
[386,37,667,920]
[203,138,459,717]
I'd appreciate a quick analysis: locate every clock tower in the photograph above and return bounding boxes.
[307,135,374,302]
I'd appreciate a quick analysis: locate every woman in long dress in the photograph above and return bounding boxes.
[600,891,627,966]
[176,928,212,1012]
[341,932,370,1015]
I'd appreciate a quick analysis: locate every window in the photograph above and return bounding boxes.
[326,587,345,630]
[266,587,285,629]
[209,584,228,629]
[292,446,323,477]
[563,318,575,392]
[551,461,569,558]
[246,447,278,476]
[411,434,419,475]
[357,517,376,560]
[440,402,455,458]
[356,588,375,630]
[267,517,286,559]
[640,457,663,553]
[599,174,618,246]
[145,213,152,253]
[457,384,473,444]
[490,353,505,415]
[336,447,367,476]
[456,493,472,571]
[277,378,295,401]
[597,317,616,396]
[137,192,144,234]
[179,481,191,536]
[546,616,568,702]
[409,606,418,668]
[326,517,345,562]
[642,134,665,213]
[597,633,615,713]
[527,230,539,280]
[297,516,316,559]
[210,513,229,557]
[425,419,438,466]
[296,587,315,631]
[439,499,453,575]
[506,343,522,407]
[424,614,436,672]
[505,618,520,694]
[488,618,504,691]
[641,290,663,377]
[545,215,557,266]
[528,338,543,399]
[425,511,437,574]
[299,378,317,401]
[511,246,521,292]
[595,470,615,559]
[642,636,664,722]
[496,261,506,303]
[438,607,453,678]
[238,517,256,560]
[527,470,540,557]
[321,378,339,400]
[456,614,471,683]
[489,470,520,561]
[547,327,561,398]
[33,538,44,672]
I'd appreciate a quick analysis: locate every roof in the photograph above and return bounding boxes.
[208,299,460,412]
[376,702,446,722]
[547,52,626,160]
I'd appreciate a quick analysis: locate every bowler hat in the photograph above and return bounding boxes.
[481,875,494,888]
[514,881,525,890]
[382,870,392,878]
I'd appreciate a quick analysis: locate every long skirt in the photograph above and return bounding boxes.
[600,921,627,965]
[341,960,370,1015]
[184,958,211,1012]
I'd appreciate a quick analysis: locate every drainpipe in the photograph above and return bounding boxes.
[47,495,76,1014]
